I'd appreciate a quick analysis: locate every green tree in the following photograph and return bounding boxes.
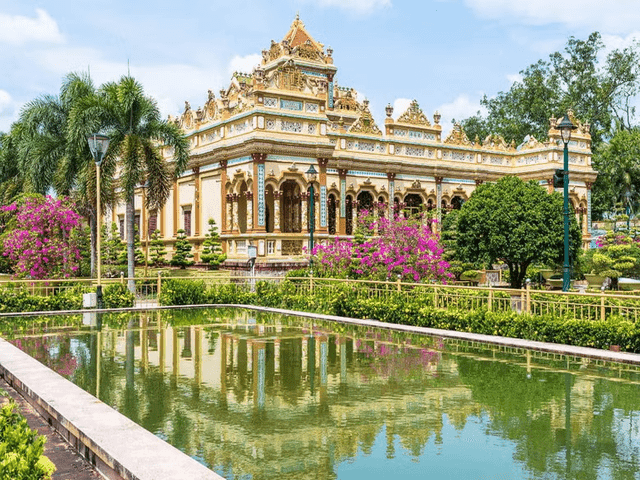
[200,219,226,269]
[102,222,125,266]
[72,76,189,292]
[170,229,194,268]
[149,229,167,266]
[456,176,581,289]
[592,127,640,221]
[461,33,640,148]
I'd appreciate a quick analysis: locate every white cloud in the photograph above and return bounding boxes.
[312,0,391,14]
[228,54,262,76]
[392,98,411,119]
[464,0,640,33]
[0,9,64,45]
[435,94,485,136]
[506,73,522,84]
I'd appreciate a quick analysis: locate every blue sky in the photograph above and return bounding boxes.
[1,0,640,136]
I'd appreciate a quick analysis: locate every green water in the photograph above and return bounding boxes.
[6,308,640,479]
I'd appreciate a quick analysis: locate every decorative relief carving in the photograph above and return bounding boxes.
[349,104,382,136]
[405,146,425,157]
[334,89,358,112]
[444,124,472,146]
[276,61,305,91]
[305,103,319,113]
[520,135,544,150]
[264,97,278,108]
[281,121,302,133]
[482,134,515,151]
[397,100,431,126]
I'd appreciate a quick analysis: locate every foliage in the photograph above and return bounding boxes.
[591,232,640,281]
[170,229,194,268]
[102,283,135,308]
[312,211,452,282]
[456,176,581,289]
[0,286,83,313]
[1,195,82,279]
[200,219,226,268]
[461,32,640,148]
[591,127,640,220]
[159,278,207,305]
[0,402,56,479]
[149,229,167,266]
[71,75,190,292]
[71,225,91,278]
[101,222,125,267]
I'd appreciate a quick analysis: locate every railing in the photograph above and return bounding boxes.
[2,274,640,322]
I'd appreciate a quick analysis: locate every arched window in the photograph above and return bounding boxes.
[281,180,301,233]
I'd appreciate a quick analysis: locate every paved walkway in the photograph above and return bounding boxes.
[0,377,101,480]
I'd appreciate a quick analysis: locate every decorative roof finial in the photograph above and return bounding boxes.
[296,11,300,21]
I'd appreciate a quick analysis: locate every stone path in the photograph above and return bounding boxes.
[0,377,102,480]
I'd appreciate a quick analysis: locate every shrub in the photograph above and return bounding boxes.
[159,278,207,305]
[102,283,135,308]
[0,402,56,479]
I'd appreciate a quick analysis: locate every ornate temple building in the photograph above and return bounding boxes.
[113,16,597,267]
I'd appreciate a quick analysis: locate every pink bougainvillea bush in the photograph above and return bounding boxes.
[1,195,82,279]
[311,210,452,283]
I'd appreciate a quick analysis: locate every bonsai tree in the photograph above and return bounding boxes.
[591,231,640,288]
[200,219,226,269]
[149,229,167,266]
[170,229,194,268]
[102,222,125,266]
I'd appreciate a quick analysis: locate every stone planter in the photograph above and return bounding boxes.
[584,273,607,288]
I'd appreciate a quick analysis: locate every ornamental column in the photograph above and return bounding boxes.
[351,199,358,231]
[318,158,329,234]
[387,172,396,219]
[172,180,179,237]
[246,191,254,231]
[301,192,309,231]
[274,191,281,233]
[220,160,228,236]
[435,176,443,228]
[314,192,320,231]
[252,153,267,233]
[193,166,201,236]
[586,182,593,234]
[232,194,239,233]
[547,178,554,194]
[338,169,348,235]
[226,194,234,232]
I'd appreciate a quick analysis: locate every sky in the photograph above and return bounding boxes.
[1,0,640,136]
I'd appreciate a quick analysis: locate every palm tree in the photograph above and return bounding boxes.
[4,72,113,277]
[72,75,189,292]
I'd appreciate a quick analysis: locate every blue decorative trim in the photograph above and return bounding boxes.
[280,99,303,111]
[340,178,346,217]
[302,70,327,78]
[199,163,219,173]
[347,170,387,177]
[257,163,265,227]
[228,156,252,166]
[267,155,316,163]
[389,181,395,201]
[443,178,475,184]
[320,186,327,227]
[587,188,592,234]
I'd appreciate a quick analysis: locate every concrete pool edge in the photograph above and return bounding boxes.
[0,338,224,480]
[232,304,640,366]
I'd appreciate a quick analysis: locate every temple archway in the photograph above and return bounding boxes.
[404,193,423,217]
[265,185,274,233]
[346,195,354,235]
[357,191,374,215]
[281,180,301,233]
[451,195,464,210]
[238,181,248,233]
[328,194,337,234]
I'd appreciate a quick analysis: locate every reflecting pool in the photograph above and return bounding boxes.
[5,308,640,479]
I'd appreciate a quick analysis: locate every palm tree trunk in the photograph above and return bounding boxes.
[126,193,136,294]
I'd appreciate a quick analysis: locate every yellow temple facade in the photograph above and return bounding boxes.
[113,16,597,267]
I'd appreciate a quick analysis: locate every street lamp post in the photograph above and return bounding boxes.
[87,134,110,308]
[306,165,318,270]
[558,114,577,292]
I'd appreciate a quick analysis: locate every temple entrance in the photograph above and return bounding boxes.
[238,181,248,233]
[328,194,337,234]
[451,196,464,210]
[281,180,301,233]
[357,191,374,215]
[346,195,354,235]
[265,185,274,233]
[404,193,423,217]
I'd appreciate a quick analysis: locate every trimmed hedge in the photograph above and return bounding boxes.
[0,287,82,313]
[0,402,56,479]
[158,278,640,353]
[102,283,135,309]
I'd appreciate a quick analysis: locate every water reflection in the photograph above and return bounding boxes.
[8,309,640,480]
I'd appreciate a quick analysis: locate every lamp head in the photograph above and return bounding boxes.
[305,164,318,183]
[87,134,110,166]
[557,113,576,145]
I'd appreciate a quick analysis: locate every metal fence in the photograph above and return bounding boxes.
[2,274,640,322]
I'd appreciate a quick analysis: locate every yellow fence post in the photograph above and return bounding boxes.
[397,277,401,293]
[600,290,605,321]
[526,281,531,314]
[120,272,124,284]
[434,286,438,309]
[520,288,525,314]
[310,272,314,294]
[488,286,493,312]
[157,272,162,303]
